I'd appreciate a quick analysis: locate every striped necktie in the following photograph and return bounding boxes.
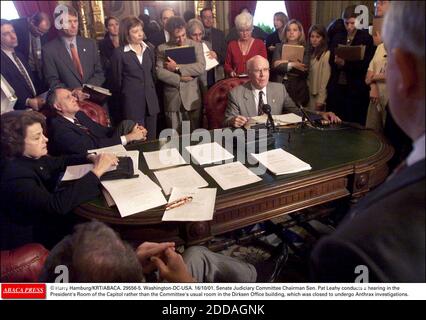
[258,91,265,116]
[11,51,36,97]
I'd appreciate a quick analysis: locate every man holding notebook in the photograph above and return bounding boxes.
[156,16,206,133]
[224,55,340,128]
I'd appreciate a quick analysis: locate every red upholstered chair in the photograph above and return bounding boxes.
[1,243,49,282]
[204,77,250,129]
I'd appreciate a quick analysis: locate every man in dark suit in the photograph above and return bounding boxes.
[200,7,226,86]
[47,87,147,155]
[311,1,425,282]
[1,19,45,110]
[11,13,51,91]
[149,7,174,48]
[42,5,104,101]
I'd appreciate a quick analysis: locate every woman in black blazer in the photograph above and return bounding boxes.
[0,111,118,249]
[111,16,160,140]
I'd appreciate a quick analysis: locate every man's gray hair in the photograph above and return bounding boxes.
[246,55,269,72]
[382,1,425,57]
[186,18,205,37]
[235,12,253,31]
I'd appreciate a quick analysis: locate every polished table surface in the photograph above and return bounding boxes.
[75,125,394,245]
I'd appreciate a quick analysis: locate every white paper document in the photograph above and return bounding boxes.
[202,42,219,71]
[126,150,140,172]
[250,113,303,125]
[204,161,262,190]
[154,165,209,195]
[101,170,166,217]
[185,142,234,165]
[143,148,187,170]
[162,187,216,221]
[62,164,93,181]
[88,144,127,154]
[251,148,312,175]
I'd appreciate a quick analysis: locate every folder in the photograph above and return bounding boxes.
[335,44,366,61]
[372,17,383,36]
[165,45,196,64]
[281,44,305,62]
[82,84,111,105]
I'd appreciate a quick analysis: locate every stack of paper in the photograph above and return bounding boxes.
[154,165,209,195]
[202,42,219,71]
[162,187,216,221]
[143,148,186,170]
[204,161,262,190]
[101,170,167,217]
[88,144,140,172]
[250,113,303,126]
[185,142,234,165]
[251,148,312,175]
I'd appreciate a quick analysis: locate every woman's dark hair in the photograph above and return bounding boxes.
[342,5,360,20]
[327,18,345,45]
[308,24,328,60]
[104,16,119,29]
[119,16,144,46]
[165,16,186,34]
[1,111,46,159]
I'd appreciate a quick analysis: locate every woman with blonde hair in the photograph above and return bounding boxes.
[272,19,310,106]
[224,12,267,77]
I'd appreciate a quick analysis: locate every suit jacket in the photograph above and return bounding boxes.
[48,111,122,155]
[311,159,425,282]
[156,39,206,112]
[110,43,159,121]
[42,36,105,89]
[204,27,227,65]
[150,29,167,48]
[1,50,38,110]
[224,81,301,127]
[0,155,100,249]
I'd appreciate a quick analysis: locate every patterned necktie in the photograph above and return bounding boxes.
[11,51,36,97]
[258,91,265,116]
[74,117,91,135]
[69,43,84,80]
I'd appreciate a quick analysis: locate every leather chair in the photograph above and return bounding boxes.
[1,243,49,282]
[204,77,250,129]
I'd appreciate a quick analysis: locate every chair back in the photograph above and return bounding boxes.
[204,77,250,129]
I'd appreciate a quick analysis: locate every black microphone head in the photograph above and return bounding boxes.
[262,104,271,113]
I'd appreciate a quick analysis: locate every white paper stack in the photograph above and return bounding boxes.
[154,165,209,195]
[251,148,312,175]
[88,144,140,172]
[101,170,167,217]
[185,142,234,165]
[204,161,262,190]
[202,42,219,71]
[162,187,216,221]
[250,113,303,126]
[143,148,186,170]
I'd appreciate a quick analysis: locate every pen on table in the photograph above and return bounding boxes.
[165,196,193,210]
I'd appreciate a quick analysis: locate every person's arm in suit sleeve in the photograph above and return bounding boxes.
[179,42,206,77]
[9,161,101,217]
[85,40,105,86]
[77,112,122,147]
[42,45,65,89]
[223,90,241,127]
[156,46,181,88]
[272,44,290,74]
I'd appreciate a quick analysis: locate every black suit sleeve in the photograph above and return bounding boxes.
[110,48,122,95]
[86,40,106,86]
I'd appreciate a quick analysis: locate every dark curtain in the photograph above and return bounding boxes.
[13,1,59,39]
[229,1,257,27]
[285,0,312,34]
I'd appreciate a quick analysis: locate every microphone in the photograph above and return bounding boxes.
[261,104,276,132]
[295,103,318,128]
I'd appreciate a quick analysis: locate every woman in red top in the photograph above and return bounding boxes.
[224,12,267,77]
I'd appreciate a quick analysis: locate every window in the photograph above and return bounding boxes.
[253,1,287,33]
[1,1,19,20]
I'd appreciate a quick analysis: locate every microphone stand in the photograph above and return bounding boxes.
[296,103,318,128]
[261,104,276,132]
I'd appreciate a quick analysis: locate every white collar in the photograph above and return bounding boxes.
[251,83,267,95]
[62,115,76,123]
[123,42,147,54]
[406,133,425,166]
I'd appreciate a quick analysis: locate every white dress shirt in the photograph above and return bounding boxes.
[251,84,268,114]
[123,42,148,64]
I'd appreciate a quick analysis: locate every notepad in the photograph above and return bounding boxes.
[282,44,305,62]
[153,165,209,195]
[165,45,196,64]
[204,161,262,190]
[162,187,216,221]
[185,142,234,165]
[251,148,312,175]
[101,170,166,217]
[335,44,366,61]
[143,148,187,170]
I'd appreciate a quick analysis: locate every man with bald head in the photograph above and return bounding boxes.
[311,1,425,282]
[223,55,340,128]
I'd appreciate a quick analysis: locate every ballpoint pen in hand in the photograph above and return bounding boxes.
[165,196,193,211]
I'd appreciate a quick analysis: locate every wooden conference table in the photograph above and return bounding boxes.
[74,125,393,246]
